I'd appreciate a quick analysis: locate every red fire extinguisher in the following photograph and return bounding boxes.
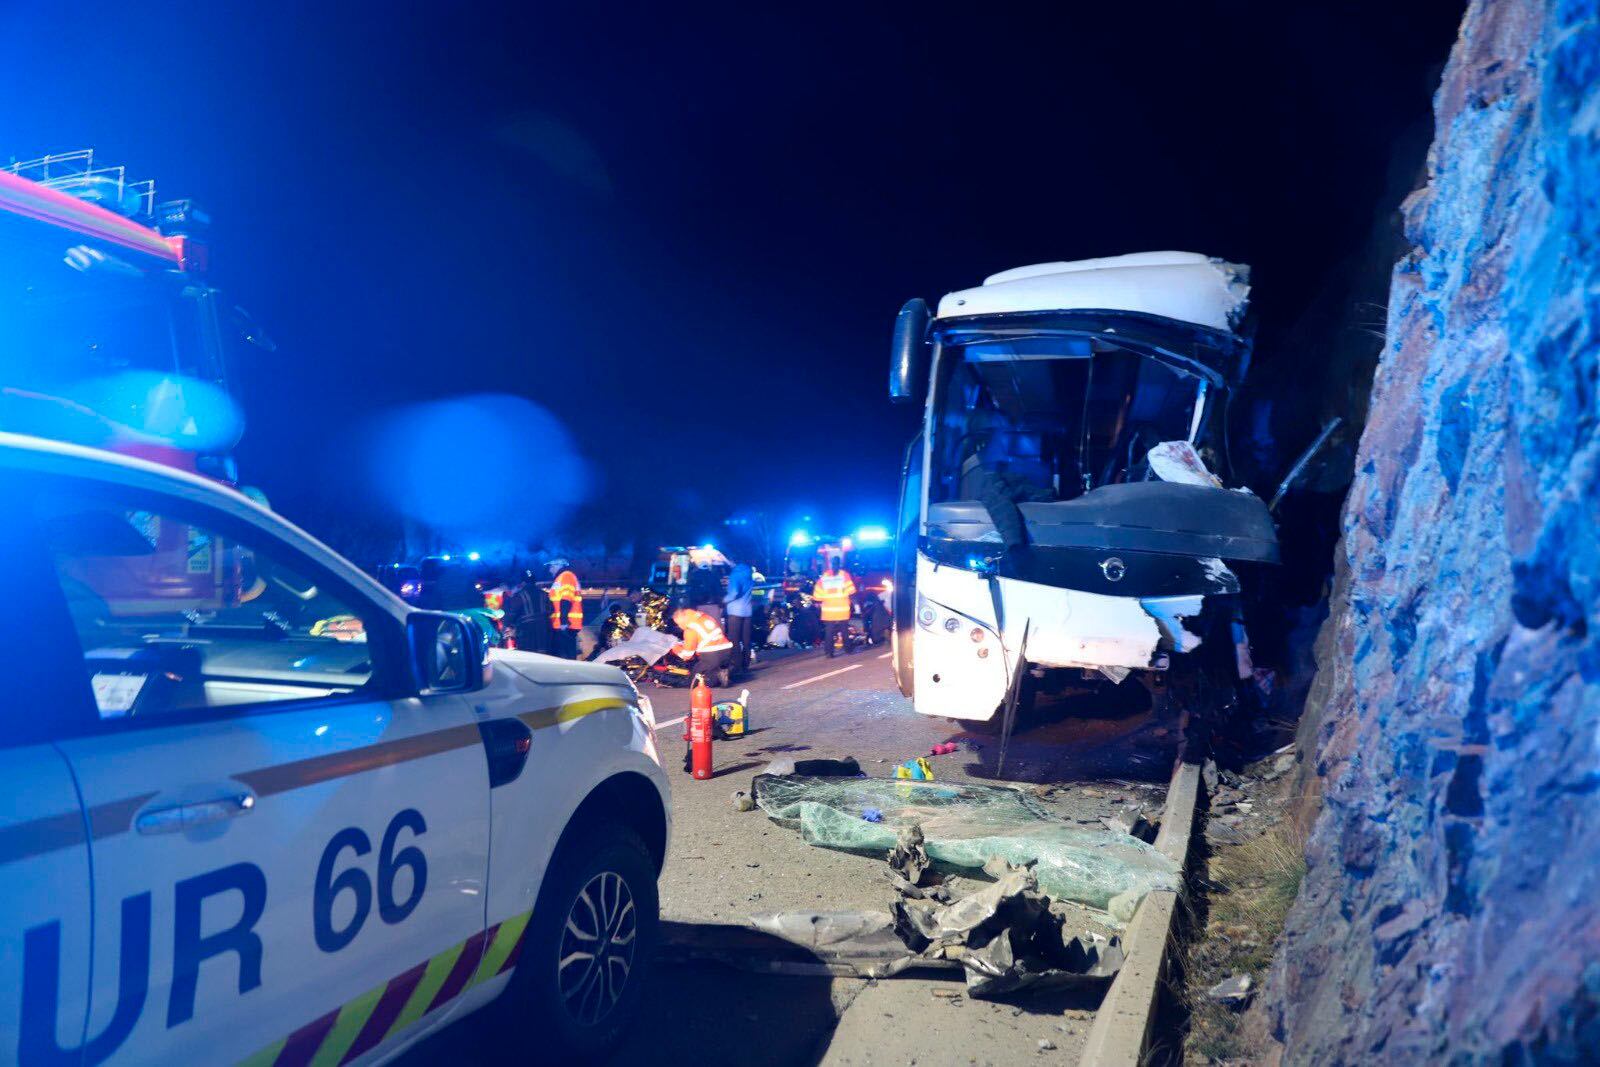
[687,675,714,780]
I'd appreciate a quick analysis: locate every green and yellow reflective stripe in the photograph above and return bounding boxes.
[236,1039,286,1067]
[385,938,467,1039]
[236,910,535,1067]
[472,909,532,986]
[309,983,385,1067]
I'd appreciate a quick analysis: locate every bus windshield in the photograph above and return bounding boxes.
[928,334,1205,505]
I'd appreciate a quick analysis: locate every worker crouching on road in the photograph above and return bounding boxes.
[812,559,856,658]
[671,606,734,687]
[546,558,584,660]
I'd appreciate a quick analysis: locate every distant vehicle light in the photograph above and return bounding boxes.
[789,529,812,547]
[856,526,890,544]
[467,551,481,561]
[841,537,854,550]
[703,542,715,551]
[441,553,453,561]
[399,580,420,598]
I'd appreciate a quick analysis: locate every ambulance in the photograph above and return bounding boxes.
[0,432,670,1065]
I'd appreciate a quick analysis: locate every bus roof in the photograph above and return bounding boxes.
[936,252,1249,333]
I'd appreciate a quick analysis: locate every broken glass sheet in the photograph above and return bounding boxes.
[752,775,1179,915]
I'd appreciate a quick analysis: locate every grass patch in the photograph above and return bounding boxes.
[1182,816,1306,1064]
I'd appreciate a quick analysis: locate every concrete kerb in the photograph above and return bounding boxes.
[1076,759,1202,1067]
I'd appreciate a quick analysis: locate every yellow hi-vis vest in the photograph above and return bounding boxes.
[547,570,584,630]
[812,571,856,622]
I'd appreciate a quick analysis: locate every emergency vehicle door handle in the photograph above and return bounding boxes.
[135,793,256,835]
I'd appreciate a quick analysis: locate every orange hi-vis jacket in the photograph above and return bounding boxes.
[547,569,584,630]
[672,609,733,659]
[812,570,857,622]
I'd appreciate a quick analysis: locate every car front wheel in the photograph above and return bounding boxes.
[514,821,658,1062]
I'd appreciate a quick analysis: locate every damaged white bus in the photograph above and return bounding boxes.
[887,252,1277,726]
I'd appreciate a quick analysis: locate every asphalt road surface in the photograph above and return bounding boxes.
[407,639,1182,1066]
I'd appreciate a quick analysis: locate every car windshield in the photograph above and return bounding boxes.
[929,333,1205,505]
[0,216,232,445]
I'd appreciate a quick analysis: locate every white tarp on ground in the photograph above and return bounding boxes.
[592,626,678,666]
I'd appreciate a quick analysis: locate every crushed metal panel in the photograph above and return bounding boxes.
[1139,595,1206,654]
[996,579,1162,670]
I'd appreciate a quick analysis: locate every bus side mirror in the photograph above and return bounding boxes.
[889,298,930,403]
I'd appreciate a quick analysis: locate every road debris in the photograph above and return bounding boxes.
[887,824,935,886]
[1101,807,1159,843]
[1205,972,1254,1007]
[758,756,863,777]
[751,774,1180,916]
[894,756,936,780]
[732,789,755,811]
[753,858,1124,997]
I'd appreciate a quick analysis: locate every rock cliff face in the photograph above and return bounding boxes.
[1271,0,1600,1061]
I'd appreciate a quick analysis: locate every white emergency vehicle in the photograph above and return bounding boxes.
[886,253,1279,722]
[0,432,670,1065]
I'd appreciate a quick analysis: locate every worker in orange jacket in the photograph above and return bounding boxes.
[671,606,734,687]
[546,559,584,659]
[811,559,857,658]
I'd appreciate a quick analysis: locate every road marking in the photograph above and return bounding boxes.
[782,663,862,690]
[878,652,892,660]
[654,714,687,731]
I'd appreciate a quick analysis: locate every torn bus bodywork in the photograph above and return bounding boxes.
[887,253,1276,722]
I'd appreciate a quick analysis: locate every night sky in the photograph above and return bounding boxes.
[2,1,1463,559]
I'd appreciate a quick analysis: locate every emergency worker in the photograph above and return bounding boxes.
[811,558,856,657]
[723,560,754,678]
[546,558,584,659]
[671,606,734,687]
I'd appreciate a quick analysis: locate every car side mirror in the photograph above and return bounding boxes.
[889,298,930,403]
[408,611,489,693]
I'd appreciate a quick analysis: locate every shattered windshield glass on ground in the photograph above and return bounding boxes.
[929,336,1205,506]
[752,774,1180,920]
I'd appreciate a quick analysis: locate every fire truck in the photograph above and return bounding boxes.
[0,150,264,473]
[1,149,271,615]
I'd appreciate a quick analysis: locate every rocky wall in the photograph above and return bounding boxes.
[1269,0,1600,1061]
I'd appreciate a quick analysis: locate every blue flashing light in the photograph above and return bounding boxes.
[441,553,452,561]
[789,529,812,547]
[855,525,890,544]
[467,551,481,561]
[703,542,715,551]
